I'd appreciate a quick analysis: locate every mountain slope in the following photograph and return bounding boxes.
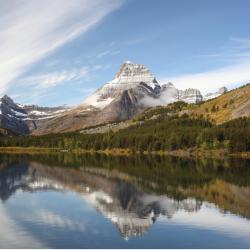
[190,83,250,124]
[0,95,69,134]
[131,83,250,125]
[0,62,245,135]
[82,61,203,110]
[203,87,228,101]
[27,61,205,135]
[82,61,161,109]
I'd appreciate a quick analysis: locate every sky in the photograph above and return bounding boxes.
[1,0,250,106]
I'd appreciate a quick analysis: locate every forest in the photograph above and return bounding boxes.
[0,111,249,153]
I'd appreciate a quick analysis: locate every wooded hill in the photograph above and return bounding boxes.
[0,84,249,155]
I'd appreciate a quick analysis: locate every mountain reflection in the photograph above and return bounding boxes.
[0,154,249,240]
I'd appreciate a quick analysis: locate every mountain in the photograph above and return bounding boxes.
[82,61,161,109]
[0,95,69,134]
[0,61,241,135]
[126,83,250,129]
[0,95,29,134]
[190,83,250,124]
[31,61,204,134]
[161,82,203,104]
[82,61,203,109]
[203,86,228,101]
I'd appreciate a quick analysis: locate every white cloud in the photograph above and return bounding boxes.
[93,64,112,71]
[95,49,121,58]
[25,67,90,89]
[160,37,250,94]
[97,50,113,58]
[197,37,250,62]
[160,61,250,94]
[0,204,46,248]
[13,63,110,105]
[170,204,250,239]
[32,209,86,232]
[0,0,123,95]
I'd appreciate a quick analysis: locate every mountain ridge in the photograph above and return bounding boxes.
[0,61,242,135]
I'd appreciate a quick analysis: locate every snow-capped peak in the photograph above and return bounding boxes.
[124,60,133,64]
[110,61,159,88]
[82,61,160,109]
[204,86,228,101]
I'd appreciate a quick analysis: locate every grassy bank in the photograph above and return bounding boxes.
[0,146,249,159]
[0,147,60,154]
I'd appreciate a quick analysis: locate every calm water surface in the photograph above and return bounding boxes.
[0,154,249,248]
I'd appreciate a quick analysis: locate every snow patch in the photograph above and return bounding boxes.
[82,93,114,109]
[11,109,27,117]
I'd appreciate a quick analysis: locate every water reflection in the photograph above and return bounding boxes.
[0,154,249,248]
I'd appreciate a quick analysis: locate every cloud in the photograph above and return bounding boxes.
[109,37,146,47]
[160,37,250,93]
[90,37,145,60]
[13,63,111,105]
[171,204,250,239]
[93,64,111,71]
[197,37,250,62]
[33,209,86,232]
[0,204,46,248]
[122,37,146,46]
[24,67,90,89]
[0,0,123,95]
[95,49,121,58]
[160,61,250,94]
[97,50,113,58]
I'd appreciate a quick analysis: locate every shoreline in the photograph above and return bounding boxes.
[0,147,60,154]
[0,147,249,159]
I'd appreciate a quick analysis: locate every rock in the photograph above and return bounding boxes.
[0,62,230,135]
[178,88,203,103]
[0,95,69,134]
[82,61,161,109]
[204,86,228,101]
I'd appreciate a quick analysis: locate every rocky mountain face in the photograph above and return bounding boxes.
[0,61,230,135]
[0,95,69,134]
[82,61,202,109]
[161,82,203,104]
[191,83,250,124]
[82,61,161,110]
[203,86,228,101]
[0,95,29,134]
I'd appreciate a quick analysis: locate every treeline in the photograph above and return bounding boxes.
[0,115,249,153]
[199,117,250,152]
[1,153,250,190]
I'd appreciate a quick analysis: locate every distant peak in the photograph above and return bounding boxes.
[1,94,13,101]
[1,94,9,98]
[118,61,146,74]
[218,86,228,94]
[203,86,228,101]
[124,60,133,64]
[165,82,174,87]
[111,61,158,88]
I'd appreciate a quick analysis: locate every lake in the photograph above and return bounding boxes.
[0,153,249,248]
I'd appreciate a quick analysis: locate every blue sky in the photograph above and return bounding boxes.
[1,0,250,106]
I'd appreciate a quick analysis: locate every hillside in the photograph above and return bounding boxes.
[190,83,250,124]
[130,83,250,125]
[1,111,249,157]
[0,62,209,135]
[1,82,249,157]
[2,62,246,135]
[0,128,17,137]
